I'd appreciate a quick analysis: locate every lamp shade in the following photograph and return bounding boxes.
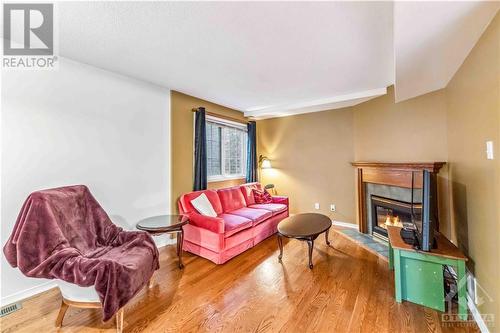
[261,158,272,169]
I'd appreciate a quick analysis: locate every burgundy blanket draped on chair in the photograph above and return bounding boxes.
[3,185,159,321]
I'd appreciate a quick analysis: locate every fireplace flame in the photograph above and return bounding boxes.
[385,214,392,226]
[384,214,403,228]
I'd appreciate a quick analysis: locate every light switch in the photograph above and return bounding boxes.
[486,141,494,160]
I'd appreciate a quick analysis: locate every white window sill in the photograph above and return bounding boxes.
[208,175,246,183]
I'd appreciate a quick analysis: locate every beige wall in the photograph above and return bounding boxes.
[352,86,448,163]
[351,86,452,239]
[256,86,450,227]
[170,91,247,212]
[445,13,499,327]
[257,108,356,223]
[207,178,246,190]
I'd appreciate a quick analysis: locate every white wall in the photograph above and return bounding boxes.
[0,58,171,305]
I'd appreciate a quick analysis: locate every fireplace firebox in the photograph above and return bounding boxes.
[370,195,421,241]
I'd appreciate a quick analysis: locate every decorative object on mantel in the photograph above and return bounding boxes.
[351,162,446,234]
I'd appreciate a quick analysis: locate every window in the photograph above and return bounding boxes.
[205,117,247,181]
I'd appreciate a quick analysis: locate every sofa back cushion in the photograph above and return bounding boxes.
[179,190,223,215]
[217,187,247,212]
[240,182,263,206]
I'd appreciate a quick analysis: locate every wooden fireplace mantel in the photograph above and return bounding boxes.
[351,162,445,173]
[351,161,446,233]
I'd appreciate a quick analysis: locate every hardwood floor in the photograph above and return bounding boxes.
[1,228,479,333]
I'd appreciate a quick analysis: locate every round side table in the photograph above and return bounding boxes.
[136,215,189,269]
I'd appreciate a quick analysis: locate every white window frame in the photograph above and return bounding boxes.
[205,115,247,182]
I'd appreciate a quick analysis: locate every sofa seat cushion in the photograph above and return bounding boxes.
[219,214,253,238]
[228,207,272,226]
[249,203,287,216]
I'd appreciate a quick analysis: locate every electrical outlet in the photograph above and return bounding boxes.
[486,140,494,160]
[330,204,336,212]
[314,203,320,210]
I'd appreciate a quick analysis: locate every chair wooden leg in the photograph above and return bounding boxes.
[116,308,124,333]
[55,300,69,328]
[148,276,154,289]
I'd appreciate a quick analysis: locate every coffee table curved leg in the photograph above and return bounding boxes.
[277,233,283,261]
[177,229,184,269]
[325,227,331,246]
[176,232,180,255]
[307,238,314,269]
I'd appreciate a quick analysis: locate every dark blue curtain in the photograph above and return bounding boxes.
[193,107,207,191]
[246,121,257,183]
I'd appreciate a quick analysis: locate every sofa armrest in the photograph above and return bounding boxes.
[272,196,289,206]
[187,213,225,234]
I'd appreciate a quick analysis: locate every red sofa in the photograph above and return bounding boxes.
[178,182,289,264]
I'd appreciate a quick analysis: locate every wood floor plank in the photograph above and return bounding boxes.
[0,228,480,333]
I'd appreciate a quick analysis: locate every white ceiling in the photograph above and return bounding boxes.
[4,2,498,118]
[394,1,500,102]
[55,1,394,118]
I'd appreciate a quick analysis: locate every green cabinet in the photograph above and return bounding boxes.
[388,227,468,320]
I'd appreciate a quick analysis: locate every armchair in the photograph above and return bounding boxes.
[3,185,159,330]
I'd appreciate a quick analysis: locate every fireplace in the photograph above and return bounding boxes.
[351,162,445,234]
[370,195,421,241]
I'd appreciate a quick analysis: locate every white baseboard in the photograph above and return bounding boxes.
[332,220,359,230]
[0,241,175,307]
[1,280,57,306]
[467,295,490,333]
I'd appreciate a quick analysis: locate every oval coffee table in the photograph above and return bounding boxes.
[277,213,332,269]
[136,215,189,269]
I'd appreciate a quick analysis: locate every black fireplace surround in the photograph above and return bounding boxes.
[370,195,421,240]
